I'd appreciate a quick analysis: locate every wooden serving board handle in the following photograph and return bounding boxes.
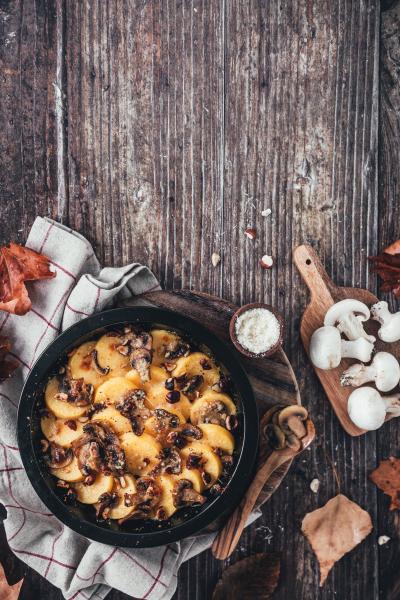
[293,244,378,436]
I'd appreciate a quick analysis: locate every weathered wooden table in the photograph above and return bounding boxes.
[1,1,399,598]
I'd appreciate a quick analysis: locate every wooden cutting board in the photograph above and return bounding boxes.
[125,289,301,509]
[293,244,400,436]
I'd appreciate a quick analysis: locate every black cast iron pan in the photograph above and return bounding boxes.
[17,307,258,547]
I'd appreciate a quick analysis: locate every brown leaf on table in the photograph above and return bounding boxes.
[369,456,400,510]
[212,553,280,600]
[0,243,56,315]
[369,240,400,298]
[301,494,373,586]
[0,336,18,382]
[0,561,23,600]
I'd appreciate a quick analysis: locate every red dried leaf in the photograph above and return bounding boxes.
[369,240,400,298]
[302,494,373,586]
[212,553,280,600]
[0,243,55,315]
[0,337,18,382]
[369,457,400,510]
[0,561,23,600]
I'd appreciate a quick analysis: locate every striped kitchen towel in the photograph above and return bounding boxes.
[0,216,217,600]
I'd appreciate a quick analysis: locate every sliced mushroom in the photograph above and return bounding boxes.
[152,408,181,443]
[91,349,110,375]
[179,374,204,400]
[96,492,118,520]
[172,479,206,508]
[55,377,94,406]
[44,442,73,470]
[278,406,308,440]
[157,447,182,475]
[123,476,161,519]
[72,435,102,476]
[164,339,190,361]
[116,389,151,435]
[116,328,153,382]
[179,423,203,440]
[73,422,126,476]
[130,348,152,383]
[264,423,286,450]
[324,299,376,343]
[196,400,229,427]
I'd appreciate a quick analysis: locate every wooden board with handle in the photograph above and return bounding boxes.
[293,244,400,436]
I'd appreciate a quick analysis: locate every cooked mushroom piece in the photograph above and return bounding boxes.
[179,423,203,440]
[91,349,110,375]
[123,477,161,519]
[55,377,94,406]
[341,352,400,393]
[197,400,230,426]
[44,442,73,470]
[157,447,182,475]
[164,340,190,361]
[371,301,400,343]
[72,435,103,475]
[172,479,206,508]
[116,389,151,435]
[324,299,376,343]
[73,422,126,476]
[278,405,308,440]
[309,326,374,370]
[130,348,152,383]
[347,386,400,431]
[96,492,118,520]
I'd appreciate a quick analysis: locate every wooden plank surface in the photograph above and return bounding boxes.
[1,0,398,599]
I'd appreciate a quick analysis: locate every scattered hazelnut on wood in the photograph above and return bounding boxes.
[211,253,221,267]
[261,208,272,217]
[378,535,390,546]
[310,478,320,493]
[244,228,257,240]
[260,255,273,269]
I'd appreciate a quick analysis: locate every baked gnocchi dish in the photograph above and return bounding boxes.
[40,326,239,523]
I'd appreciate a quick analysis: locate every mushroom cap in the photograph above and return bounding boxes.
[324,299,370,326]
[371,352,400,392]
[347,387,386,430]
[309,326,342,370]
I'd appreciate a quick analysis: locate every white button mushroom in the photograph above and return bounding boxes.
[340,352,400,393]
[371,301,400,343]
[309,326,374,370]
[324,299,376,343]
[347,386,400,431]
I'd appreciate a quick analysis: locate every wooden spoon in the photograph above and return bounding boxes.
[211,418,315,560]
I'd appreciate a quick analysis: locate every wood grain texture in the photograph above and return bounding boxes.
[0,0,390,599]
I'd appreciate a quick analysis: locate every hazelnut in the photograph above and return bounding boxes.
[166,390,180,404]
[244,228,257,240]
[211,252,221,267]
[260,254,273,269]
[165,377,175,391]
[261,208,272,217]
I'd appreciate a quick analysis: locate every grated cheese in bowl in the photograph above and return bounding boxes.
[234,307,281,355]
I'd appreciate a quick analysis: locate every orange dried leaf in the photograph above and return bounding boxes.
[369,456,400,510]
[0,243,55,315]
[369,240,400,298]
[0,337,18,382]
[301,494,372,586]
[0,561,23,600]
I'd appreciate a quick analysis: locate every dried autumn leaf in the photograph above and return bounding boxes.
[0,561,23,600]
[0,337,18,382]
[301,494,372,586]
[212,553,280,600]
[369,240,400,298]
[0,243,55,315]
[369,456,400,510]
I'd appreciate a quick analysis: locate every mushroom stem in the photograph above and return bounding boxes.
[383,394,400,415]
[324,299,375,343]
[340,338,374,363]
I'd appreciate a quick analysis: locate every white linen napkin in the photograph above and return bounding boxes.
[0,216,223,600]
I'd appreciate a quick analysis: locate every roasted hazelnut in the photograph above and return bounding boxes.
[200,358,211,370]
[166,390,180,404]
[65,419,77,431]
[165,377,175,391]
[225,415,238,431]
[167,432,187,449]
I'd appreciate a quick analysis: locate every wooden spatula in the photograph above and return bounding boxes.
[293,244,400,436]
[211,418,315,560]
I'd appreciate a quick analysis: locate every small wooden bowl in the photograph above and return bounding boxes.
[229,302,284,358]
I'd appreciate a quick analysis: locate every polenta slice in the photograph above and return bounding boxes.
[68,341,106,388]
[74,473,114,504]
[44,377,87,419]
[172,352,220,391]
[92,406,132,436]
[150,329,181,366]
[181,441,222,485]
[108,474,137,520]
[94,377,139,406]
[95,334,130,377]
[50,456,84,482]
[156,474,177,518]
[41,413,84,447]
[198,423,235,455]
[190,391,236,425]
[120,432,161,476]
